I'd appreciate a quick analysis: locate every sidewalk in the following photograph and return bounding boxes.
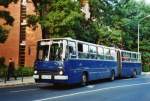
[142,72,150,76]
[0,76,35,88]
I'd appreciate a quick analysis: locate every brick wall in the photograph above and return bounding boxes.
[0,0,42,67]
[0,1,21,67]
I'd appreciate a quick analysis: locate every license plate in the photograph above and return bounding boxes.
[41,75,51,79]
[33,75,39,79]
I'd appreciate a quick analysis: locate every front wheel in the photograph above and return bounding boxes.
[132,70,137,78]
[81,73,88,86]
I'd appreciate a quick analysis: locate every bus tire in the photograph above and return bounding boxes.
[132,70,137,78]
[81,73,88,86]
[110,70,115,81]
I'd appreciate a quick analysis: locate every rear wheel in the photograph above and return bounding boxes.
[81,73,88,86]
[132,70,137,78]
[110,71,115,81]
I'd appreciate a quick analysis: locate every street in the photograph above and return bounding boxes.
[0,75,150,101]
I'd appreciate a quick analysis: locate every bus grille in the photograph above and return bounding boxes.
[37,70,59,75]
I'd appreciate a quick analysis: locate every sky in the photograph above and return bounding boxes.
[135,0,150,4]
[145,0,150,4]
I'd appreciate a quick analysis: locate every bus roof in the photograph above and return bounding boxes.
[39,37,140,54]
[120,49,141,54]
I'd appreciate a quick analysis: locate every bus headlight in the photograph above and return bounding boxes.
[34,70,37,74]
[59,70,63,75]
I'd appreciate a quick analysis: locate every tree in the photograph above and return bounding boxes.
[0,0,17,43]
[90,0,150,70]
[32,0,99,43]
[31,0,149,70]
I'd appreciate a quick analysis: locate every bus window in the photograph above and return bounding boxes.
[89,45,97,59]
[104,48,110,60]
[131,53,137,62]
[121,51,130,61]
[127,53,131,62]
[68,41,76,59]
[97,47,104,59]
[78,43,83,52]
[110,49,117,60]
[78,43,88,59]
[83,44,88,53]
[37,45,49,61]
[50,43,63,61]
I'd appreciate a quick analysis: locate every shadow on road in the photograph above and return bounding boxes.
[36,77,135,90]
[37,83,83,90]
[37,79,114,90]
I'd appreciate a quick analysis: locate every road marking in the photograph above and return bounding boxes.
[10,89,38,93]
[87,85,95,88]
[33,82,150,101]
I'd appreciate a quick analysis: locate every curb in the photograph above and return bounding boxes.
[0,82,35,88]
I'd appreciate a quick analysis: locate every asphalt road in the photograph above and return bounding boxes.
[0,75,150,101]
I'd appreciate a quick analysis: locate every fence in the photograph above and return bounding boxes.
[0,70,25,83]
[0,67,33,83]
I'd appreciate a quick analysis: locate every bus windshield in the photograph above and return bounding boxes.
[37,41,64,61]
[49,43,63,61]
[37,45,49,61]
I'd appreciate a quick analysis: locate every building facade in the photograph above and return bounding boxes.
[0,0,42,67]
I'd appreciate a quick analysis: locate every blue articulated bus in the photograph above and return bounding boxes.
[33,38,142,85]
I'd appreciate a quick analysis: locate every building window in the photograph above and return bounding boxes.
[28,47,31,55]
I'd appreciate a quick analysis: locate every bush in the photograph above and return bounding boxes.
[0,67,7,77]
[143,65,150,72]
[0,56,6,68]
[27,15,38,29]
[0,57,7,77]
[16,67,34,77]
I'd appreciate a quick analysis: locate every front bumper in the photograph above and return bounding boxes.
[33,75,68,80]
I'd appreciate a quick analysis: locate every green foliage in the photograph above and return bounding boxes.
[33,0,149,71]
[0,26,8,43]
[0,57,6,68]
[27,15,39,29]
[0,67,7,77]
[90,0,150,71]
[143,65,150,72]
[33,0,99,43]
[39,0,83,37]
[0,10,14,25]
[0,57,7,77]
[16,67,34,77]
[0,6,15,43]
[0,57,5,66]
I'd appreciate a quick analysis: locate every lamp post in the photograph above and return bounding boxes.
[138,15,150,54]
